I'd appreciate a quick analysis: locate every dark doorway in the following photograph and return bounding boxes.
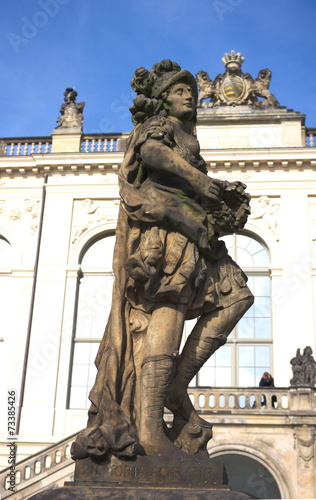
[213,454,281,499]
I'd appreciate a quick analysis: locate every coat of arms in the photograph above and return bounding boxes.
[196,50,280,108]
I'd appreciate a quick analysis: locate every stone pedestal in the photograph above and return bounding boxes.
[29,455,251,499]
[51,127,82,153]
[196,105,305,149]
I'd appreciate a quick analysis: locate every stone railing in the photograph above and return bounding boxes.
[81,133,129,153]
[0,133,130,156]
[188,387,290,413]
[0,433,77,498]
[305,128,316,147]
[0,137,52,156]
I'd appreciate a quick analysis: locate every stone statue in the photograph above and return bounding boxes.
[197,50,280,108]
[56,87,85,129]
[250,196,280,241]
[290,346,316,387]
[71,59,254,463]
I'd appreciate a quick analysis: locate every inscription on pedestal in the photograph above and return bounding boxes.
[75,455,227,488]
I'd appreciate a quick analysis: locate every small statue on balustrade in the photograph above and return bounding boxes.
[71,59,254,463]
[56,87,85,129]
[290,346,316,387]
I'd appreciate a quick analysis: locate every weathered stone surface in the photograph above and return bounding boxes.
[74,455,227,488]
[55,87,85,130]
[290,346,316,386]
[71,59,253,466]
[29,483,251,499]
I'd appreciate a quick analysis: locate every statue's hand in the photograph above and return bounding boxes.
[203,178,223,206]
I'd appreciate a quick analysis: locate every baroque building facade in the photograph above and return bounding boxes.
[0,54,316,498]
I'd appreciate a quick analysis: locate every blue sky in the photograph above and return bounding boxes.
[1,0,316,137]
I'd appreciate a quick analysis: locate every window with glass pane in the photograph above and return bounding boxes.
[195,233,272,387]
[68,234,115,409]
[197,345,232,387]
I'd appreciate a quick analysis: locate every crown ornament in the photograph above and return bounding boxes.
[221,50,245,67]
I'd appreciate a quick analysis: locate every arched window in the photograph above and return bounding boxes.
[186,233,272,388]
[68,234,115,409]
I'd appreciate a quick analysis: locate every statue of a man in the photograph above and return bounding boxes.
[72,60,254,461]
[56,87,85,129]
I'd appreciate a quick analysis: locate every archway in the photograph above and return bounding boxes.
[213,453,281,499]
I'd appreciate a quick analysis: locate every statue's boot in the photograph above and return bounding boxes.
[166,336,224,427]
[138,353,188,457]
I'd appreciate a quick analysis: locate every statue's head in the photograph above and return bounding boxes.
[303,346,313,356]
[129,59,197,125]
[64,88,78,103]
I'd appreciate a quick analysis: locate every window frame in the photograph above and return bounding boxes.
[195,232,273,387]
[67,232,115,409]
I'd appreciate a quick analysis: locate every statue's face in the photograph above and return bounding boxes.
[164,82,195,122]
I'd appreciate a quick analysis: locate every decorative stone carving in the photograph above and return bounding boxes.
[71,58,253,473]
[56,88,85,129]
[0,199,40,235]
[249,196,280,240]
[290,346,316,387]
[71,199,118,243]
[294,425,315,468]
[197,50,280,108]
[8,208,22,221]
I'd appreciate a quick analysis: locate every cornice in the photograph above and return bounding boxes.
[0,148,316,177]
[0,152,123,176]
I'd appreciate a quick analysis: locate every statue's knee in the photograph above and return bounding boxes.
[241,295,254,315]
[216,333,227,346]
[202,332,227,348]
